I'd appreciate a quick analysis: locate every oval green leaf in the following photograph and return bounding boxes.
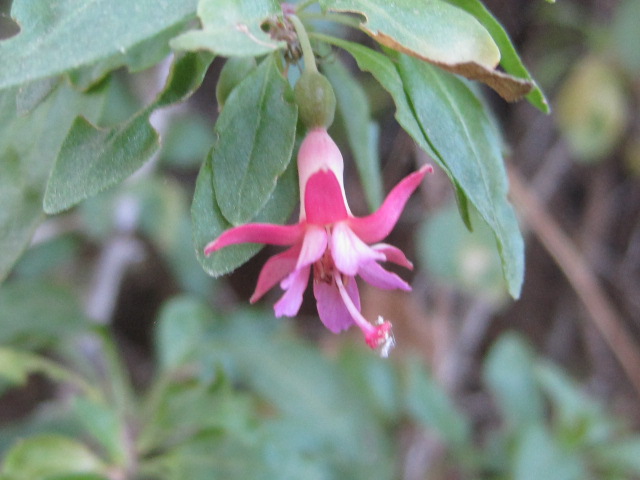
[212,55,297,225]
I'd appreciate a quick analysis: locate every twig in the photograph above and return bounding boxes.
[509,167,640,399]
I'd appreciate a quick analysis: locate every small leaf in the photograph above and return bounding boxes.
[192,148,298,277]
[0,347,97,400]
[322,58,383,210]
[556,56,628,163]
[444,0,549,112]
[171,0,284,56]
[0,0,198,90]
[2,434,106,479]
[0,81,111,283]
[155,296,210,371]
[403,358,471,451]
[0,280,86,350]
[418,203,507,303]
[512,425,587,480]
[73,398,125,466]
[321,0,532,101]
[483,334,544,429]
[397,55,524,298]
[212,55,297,225]
[43,52,213,214]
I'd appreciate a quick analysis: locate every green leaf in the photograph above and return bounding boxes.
[0,0,198,90]
[72,398,125,466]
[0,347,97,401]
[0,280,86,350]
[403,358,471,451]
[192,147,298,277]
[483,334,544,429]
[322,58,383,210]
[155,296,210,371]
[444,0,549,112]
[595,438,640,476]
[0,82,111,283]
[43,52,213,214]
[418,203,507,302]
[212,55,297,225]
[1,435,106,480]
[171,0,284,57]
[512,425,587,480]
[320,0,532,101]
[67,21,190,91]
[397,55,524,298]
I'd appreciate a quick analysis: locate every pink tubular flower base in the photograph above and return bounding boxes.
[205,128,432,356]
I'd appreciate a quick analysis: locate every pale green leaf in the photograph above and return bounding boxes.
[556,56,628,163]
[0,0,198,90]
[444,0,549,112]
[320,0,532,101]
[0,280,85,350]
[0,82,110,283]
[2,435,106,479]
[43,52,213,214]
[512,425,587,480]
[0,347,97,400]
[418,203,507,303]
[212,55,297,225]
[322,58,383,210]
[171,0,284,57]
[403,358,471,451]
[397,55,524,298]
[483,334,544,428]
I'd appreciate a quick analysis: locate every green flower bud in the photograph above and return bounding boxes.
[216,57,257,111]
[294,70,336,129]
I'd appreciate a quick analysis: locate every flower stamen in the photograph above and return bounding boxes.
[335,274,395,357]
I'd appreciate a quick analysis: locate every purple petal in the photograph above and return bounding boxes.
[314,276,360,333]
[204,222,304,256]
[296,225,328,270]
[273,265,310,317]
[250,244,301,303]
[304,170,350,225]
[372,243,414,269]
[358,261,411,291]
[330,222,385,276]
[348,165,432,244]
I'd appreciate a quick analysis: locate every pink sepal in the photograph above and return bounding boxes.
[349,165,432,244]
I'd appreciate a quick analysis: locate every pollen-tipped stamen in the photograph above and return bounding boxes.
[335,274,395,357]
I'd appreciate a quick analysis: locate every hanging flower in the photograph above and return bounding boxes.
[205,128,432,356]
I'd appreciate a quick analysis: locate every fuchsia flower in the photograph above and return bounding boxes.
[205,128,432,356]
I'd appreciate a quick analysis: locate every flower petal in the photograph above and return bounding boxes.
[330,222,385,276]
[314,276,360,333]
[348,165,432,244]
[204,222,305,255]
[250,244,301,303]
[304,170,350,225]
[372,243,414,270]
[358,260,411,291]
[296,224,328,270]
[273,265,310,317]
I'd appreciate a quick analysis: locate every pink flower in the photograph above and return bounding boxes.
[205,128,432,356]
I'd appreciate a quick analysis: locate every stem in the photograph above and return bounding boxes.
[289,14,317,73]
[335,274,375,336]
